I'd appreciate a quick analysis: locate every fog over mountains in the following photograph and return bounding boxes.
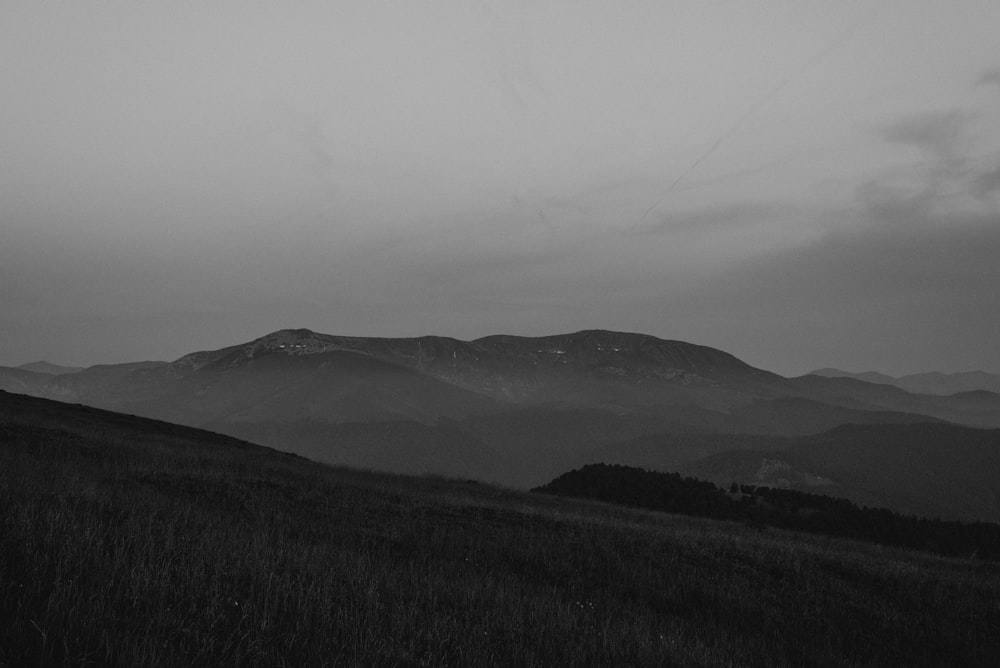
[4,327,1000,522]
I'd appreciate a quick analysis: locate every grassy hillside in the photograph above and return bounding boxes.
[2,391,999,667]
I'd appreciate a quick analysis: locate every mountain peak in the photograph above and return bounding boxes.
[234,329,342,358]
[271,328,318,338]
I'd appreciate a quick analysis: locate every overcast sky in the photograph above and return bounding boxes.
[2,0,999,376]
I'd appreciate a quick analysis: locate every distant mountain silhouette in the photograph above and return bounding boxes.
[15,361,84,375]
[788,373,1000,428]
[809,368,898,385]
[0,366,52,395]
[810,367,1000,396]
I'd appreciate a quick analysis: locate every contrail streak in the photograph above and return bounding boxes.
[637,8,880,226]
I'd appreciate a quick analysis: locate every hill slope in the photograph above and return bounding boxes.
[2,390,999,667]
[673,423,1000,522]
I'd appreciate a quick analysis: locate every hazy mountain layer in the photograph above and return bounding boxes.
[787,374,1000,428]
[810,367,1000,396]
[15,361,84,375]
[9,329,1000,427]
[670,423,1000,523]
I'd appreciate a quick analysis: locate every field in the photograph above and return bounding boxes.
[2,392,999,667]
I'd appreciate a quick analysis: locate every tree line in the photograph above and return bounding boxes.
[533,463,1000,559]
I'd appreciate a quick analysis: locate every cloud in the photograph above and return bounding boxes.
[976,68,1000,89]
[973,165,1000,199]
[652,107,1000,374]
[878,110,971,163]
[627,201,794,237]
[874,109,1000,209]
[662,190,1000,373]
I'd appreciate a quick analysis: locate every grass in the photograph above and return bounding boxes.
[2,392,999,666]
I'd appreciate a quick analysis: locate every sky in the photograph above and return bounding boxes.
[2,0,999,376]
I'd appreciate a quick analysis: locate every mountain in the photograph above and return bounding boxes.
[673,423,1000,523]
[896,371,1000,396]
[163,327,789,412]
[4,328,793,469]
[810,367,1000,396]
[38,360,170,403]
[16,329,989,427]
[15,361,84,375]
[787,373,1000,428]
[9,327,1000,507]
[809,367,897,385]
[125,328,802,486]
[0,366,52,395]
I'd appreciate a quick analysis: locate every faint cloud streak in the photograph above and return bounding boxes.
[976,68,1000,89]
[878,110,971,163]
[626,201,793,237]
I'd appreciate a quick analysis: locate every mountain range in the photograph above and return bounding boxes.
[3,327,999,521]
[14,361,84,375]
[810,367,1000,396]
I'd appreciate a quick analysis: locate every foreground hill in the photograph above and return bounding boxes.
[2,391,998,666]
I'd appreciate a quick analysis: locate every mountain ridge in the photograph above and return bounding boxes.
[6,329,1000,433]
[15,361,85,375]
